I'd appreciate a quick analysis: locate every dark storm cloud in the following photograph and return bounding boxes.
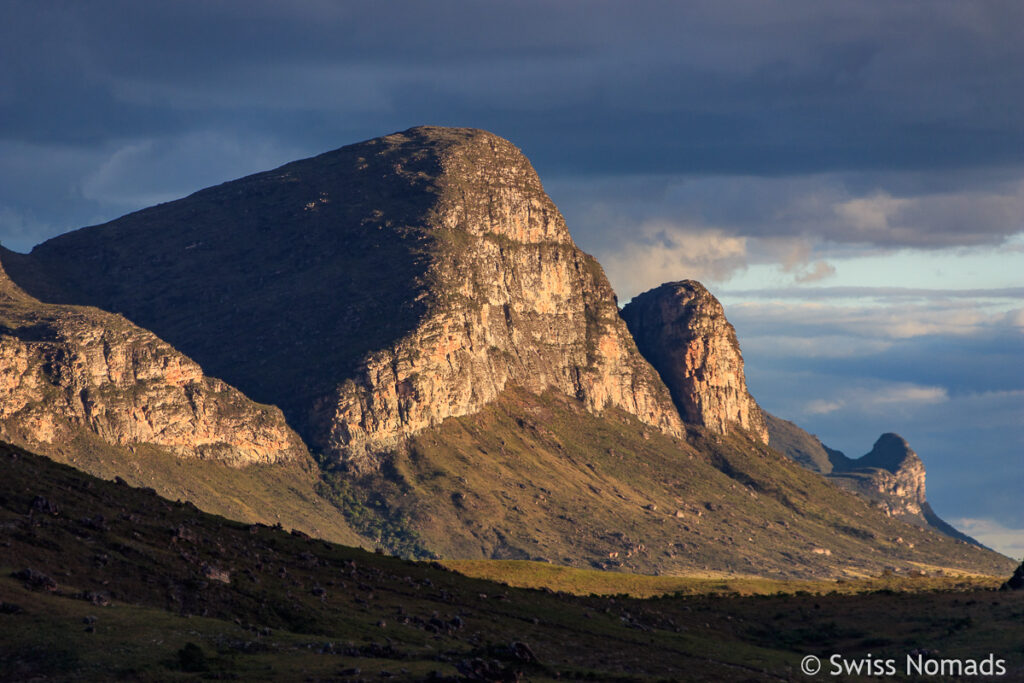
[4,0,1024,171]
[3,0,1024,253]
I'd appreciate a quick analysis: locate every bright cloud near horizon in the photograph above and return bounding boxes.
[1,1,1021,557]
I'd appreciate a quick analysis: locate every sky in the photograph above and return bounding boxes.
[1,1,1021,556]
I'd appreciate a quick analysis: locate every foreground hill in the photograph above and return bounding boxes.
[0,126,1010,577]
[3,441,1023,681]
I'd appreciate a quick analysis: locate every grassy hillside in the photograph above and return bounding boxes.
[32,431,366,548]
[442,559,1001,599]
[4,440,1024,681]
[339,387,1012,579]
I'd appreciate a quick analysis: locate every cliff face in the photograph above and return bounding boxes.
[10,127,682,467]
[311,131,684,465]
[0,258,307,466]
[620,281,769,443]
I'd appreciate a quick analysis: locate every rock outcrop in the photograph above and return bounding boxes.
[620,281,769,443]
[0,255,307,466]
[7,127,683,467]
[1002,562,1024,590]
[767,420,981,546]
[828,434,927,519]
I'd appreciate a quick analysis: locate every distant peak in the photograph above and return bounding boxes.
[875,432,910,449]
[855,432,920,474]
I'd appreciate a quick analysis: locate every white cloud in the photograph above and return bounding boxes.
[950,518,1024,559]
[872,385,948,404]
[742,334,894,359]
[792,259,836,283]
[804,399,844,415]
[798,382,948,418]
[597,222,748,300]
[728,298,1020,340]
[834,191,912,233]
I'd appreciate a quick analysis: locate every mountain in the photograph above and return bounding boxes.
[8,126,682,470]
[763,413,847,474]
[0,251,362,545]
[0,126,1011,577]
[766,419,980,545]
[623,281,982,548]
[1003,561,1024,590]
[621,280,769,443]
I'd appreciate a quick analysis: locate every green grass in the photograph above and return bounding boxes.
[442,559,1003,599]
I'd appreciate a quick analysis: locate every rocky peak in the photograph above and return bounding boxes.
[854,433,920,473]
[766,417,982,545]
[830,432,927,518]
[10,126,683,468]
[620,280,769,443]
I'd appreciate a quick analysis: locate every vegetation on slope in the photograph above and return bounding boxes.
[347,387,1012,578]
[4,441,1024,682]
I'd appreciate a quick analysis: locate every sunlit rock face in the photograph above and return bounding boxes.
[12,127,683,468]
[620,280,769,443]
[0,257,307,466]
[310,129,686,466]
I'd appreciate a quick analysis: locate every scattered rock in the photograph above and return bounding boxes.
[201,564,231,583]
[509,641,538,664]
[12,568,57,592]
[29,495,59,516]
[82,591,111,606]
[0,601,24,614]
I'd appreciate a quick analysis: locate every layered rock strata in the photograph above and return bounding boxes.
[8,127,683,467]
[0,257,307,466]
[620,280,769,443]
